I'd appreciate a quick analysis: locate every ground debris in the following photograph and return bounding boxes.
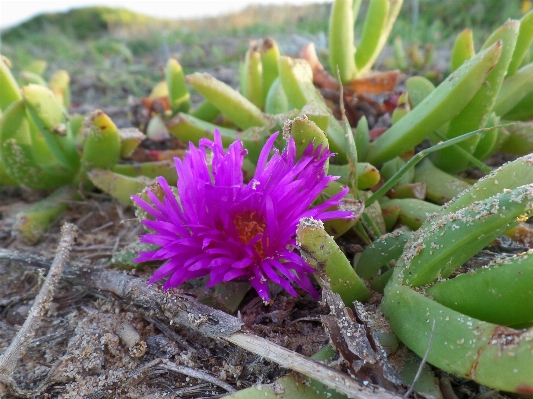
[321,289,405,392]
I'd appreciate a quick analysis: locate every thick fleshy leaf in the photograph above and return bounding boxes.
[186,72,269,130]
[427,251,533,327]
[297,218,369,305]
[367,42,502,165]
[383,272,533,393]
[435,21,519,173]
[328,0,357,83]
[401,185,533,287]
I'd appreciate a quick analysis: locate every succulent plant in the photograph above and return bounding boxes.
[3,0,533,395]
[382,156,533,392]
[0,57,173,243]
[130,5,533,391]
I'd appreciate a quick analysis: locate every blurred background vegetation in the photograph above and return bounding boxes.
[0,0,527,106]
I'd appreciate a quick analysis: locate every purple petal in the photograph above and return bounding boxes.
[148,257,184,283]
[249,268,270,301]
[255,132,278,173]
[223,268,251,281]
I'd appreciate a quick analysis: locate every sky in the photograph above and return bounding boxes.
[0,0,323,30]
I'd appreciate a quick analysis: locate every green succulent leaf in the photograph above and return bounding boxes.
[299,101,330,132]
[118,127,145,158]
[264,77,290,114]
[507,10,533,76]
[472,112,501,160]
[393,36,408,70]
[381,156,413,186]
[19,71,46,86]
[24,60,47,76]
[354,116,370,161]
[0,156,19,186]
[401,185,533,287]
[317,181,362,238]
[494,63,533,116]
[367,42,502,165]
[48,70,71,109]
[435,21,519,173]
[278,56,347,160]
[190,100,220,122]
[355,0,389,73]
[357,0,403,76]
[87,168,153,205]
[500,121,533,154]
[354,230,412,280]
[502,90,533,121]
[113,161,177,185]
[288,116,329,165]
[166,58,191,113]
[413,159,471,205]
[0,56,22,112]
[80,111,121,176]
[444,153,533,213]
[297,217,370,305]
[383,272,533,393]
[405,76,435,108]
[167,112,240,147]
[380,198,440,230]
[327,162,380,189]
[241,49,264,109]
[391,92,410,124]
[0,100,74,189]
[328,0,357,83]
[260,38,280,103]
[450,29,475,72]
[13,185,78,244]
[278,56,322,110]
[22,84,79,171]
[427,251,533,327]
[186,72,269,130]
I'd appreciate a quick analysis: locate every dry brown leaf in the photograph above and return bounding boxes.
[345,71,401,95]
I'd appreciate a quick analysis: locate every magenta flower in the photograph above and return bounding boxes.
[132,131,352,301]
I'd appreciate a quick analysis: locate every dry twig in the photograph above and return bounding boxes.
[158,359,236,393]
[0,223,77,396]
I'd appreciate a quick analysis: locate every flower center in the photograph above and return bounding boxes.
[233,210,267,257]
